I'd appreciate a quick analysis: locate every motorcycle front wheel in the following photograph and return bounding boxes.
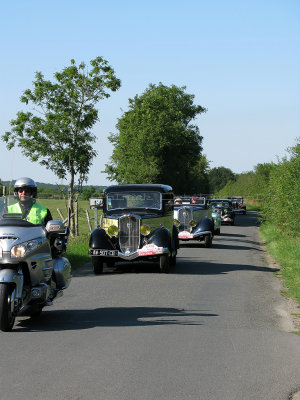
[0,284,16,332]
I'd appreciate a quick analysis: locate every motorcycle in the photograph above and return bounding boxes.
[0,195,72,331]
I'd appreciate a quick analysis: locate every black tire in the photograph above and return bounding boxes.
[106,261,115,269]
[214,228,220,235]
[204,235,212,248]
[170,252,177,267]
[0,284,16,332]
[159,254,170,273]
[92,257,104,275]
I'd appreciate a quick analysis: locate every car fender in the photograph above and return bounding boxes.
[194,217,213,233]
[89,228,115,250]
[148,227,171,249]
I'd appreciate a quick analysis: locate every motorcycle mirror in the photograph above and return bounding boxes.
[45,219,65,233]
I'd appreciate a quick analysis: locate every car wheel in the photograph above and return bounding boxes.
[106,261,115,269]
[92,257,104,275]
[170,252,177,266]
[204,235,212,248]
[159,254,170,273]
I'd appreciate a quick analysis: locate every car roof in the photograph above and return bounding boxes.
[103,184,173,194]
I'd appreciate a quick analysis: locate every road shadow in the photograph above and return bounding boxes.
[15,307,218,332]
[234,211,262,227]
[180,241,263,252]
[172,260,279,275]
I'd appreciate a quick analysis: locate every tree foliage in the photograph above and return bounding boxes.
[264,141,300,234]
[105,83,207,193]
[207,166,236,194]
[217,139,300,235]
[2,57,121,233]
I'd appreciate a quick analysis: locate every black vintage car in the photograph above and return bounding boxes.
[88,184,179,274]
[209,199,235,225]
[173,196,214,247]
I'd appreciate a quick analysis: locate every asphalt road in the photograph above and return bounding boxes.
[1,211,300,400]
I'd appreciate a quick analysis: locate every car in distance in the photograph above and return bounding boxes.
[211,205,222,235]
[173,196,214,247]
[88,184,179,274]
[228,196,247,214]
[209,199,235,225]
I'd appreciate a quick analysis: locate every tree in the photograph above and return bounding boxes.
[207,166,236,194]
[2,57,121,234]
[189,155,210,194]
[105,83,207,193]
[81,186,97,200]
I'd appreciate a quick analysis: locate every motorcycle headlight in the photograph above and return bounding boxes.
[140,224,151,236]
[11,240,41,258]
[174,219,180,227]
[189,220,197,227]
[107,225,119,237]
[11,245,26,258]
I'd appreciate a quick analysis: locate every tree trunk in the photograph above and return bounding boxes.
[75,195,79,236]
[68,171,75,237]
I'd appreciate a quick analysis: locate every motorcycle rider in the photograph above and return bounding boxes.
[8,177,52,225]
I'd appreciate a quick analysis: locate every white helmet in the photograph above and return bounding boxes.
[14,177,38,198]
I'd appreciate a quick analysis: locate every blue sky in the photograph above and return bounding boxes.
[0,0,299,186]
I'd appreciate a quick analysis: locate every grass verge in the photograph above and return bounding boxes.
[65,234,91,269]
[260,222,300,305]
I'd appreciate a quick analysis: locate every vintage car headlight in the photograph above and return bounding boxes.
[140,224,151,236]
[174,219,180,227]
[11,239,41,258]
[107,225,119,237]
[189,220,197,227]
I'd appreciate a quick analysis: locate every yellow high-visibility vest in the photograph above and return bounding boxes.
[8,202,48,224]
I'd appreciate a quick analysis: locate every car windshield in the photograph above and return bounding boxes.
[211,201,230,208]
[106,191,162,211]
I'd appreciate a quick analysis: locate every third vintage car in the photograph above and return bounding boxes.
[228,196,247,214]
[173,196,214,247]
[88,184,179,274]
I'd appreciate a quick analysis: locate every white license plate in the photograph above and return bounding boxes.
[89,249,118,256]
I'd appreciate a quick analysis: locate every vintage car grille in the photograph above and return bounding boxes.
[119,216,140,254]
[178,207,193,230]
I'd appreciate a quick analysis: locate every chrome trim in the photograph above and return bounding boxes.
[117,247,169,261]
[179,230,212,239]
[119,215,140,254]
[192,230,212,237]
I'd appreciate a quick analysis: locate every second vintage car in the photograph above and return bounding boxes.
[88,184,179,274]
[173,197,214,247]
[209,199,235,225]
